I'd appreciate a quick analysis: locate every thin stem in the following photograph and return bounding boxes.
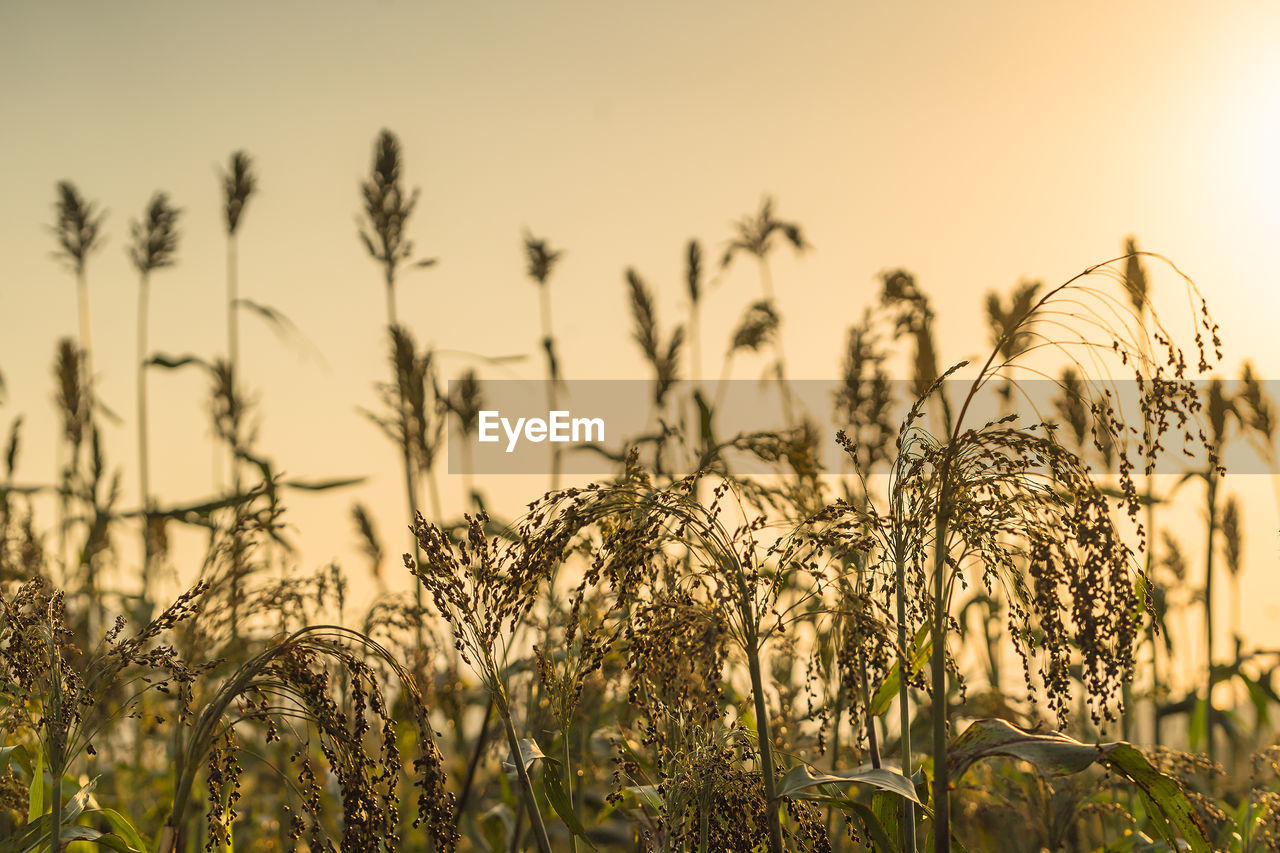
[931,508,950,853]
[829,684,844,852]
[747,637,784,853]
[137,271,153,595]
[226,235,241,489]
[538,283,561,492]
[76,267,94,409]
[689,300,702,385]
[896,541,917,852]
[563,725,577,853]
[1147,472,1161,747]
[496,688,554,853]
[49,627,65,853]
[385,266,426,647]
[1204,465,1220,767]
[859,660,882,769]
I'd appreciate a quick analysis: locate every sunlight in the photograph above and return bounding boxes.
[1217,52,1280,226]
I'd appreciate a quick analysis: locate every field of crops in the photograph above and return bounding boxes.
[3,126,1280,853]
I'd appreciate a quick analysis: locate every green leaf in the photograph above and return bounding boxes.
[950,717,1108,778]
[0,744,27,777]
[871,789,902,849]
[1107,744,1210,853]
[871,623,930,716]
[824,799,900,853]
[96,809,150,853]
[774,763,920,804]
[63,776,99,824]
[28,746,42,822]
[1188,698,1207,752]
[950,719,1210,852]
[502,738,595,848]
[541,764,595,849]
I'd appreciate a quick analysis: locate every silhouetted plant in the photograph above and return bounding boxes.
[442,368,483,509]
[626,268,684,414]
[721,197,808,425]
[525,232,566,490]
[357,130,438,623]
[51,182,106,412]
[720,196,809,304]
[358,129,434,327]
[351,501,385,582]
[219,151,256,496]
[128,192,181,600]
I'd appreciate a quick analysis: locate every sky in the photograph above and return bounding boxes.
[3,1,1280,686]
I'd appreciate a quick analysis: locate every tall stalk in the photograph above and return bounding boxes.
[128,192,181,596]
[52,183,105,410]
[721,197,807,429]
[358,129,435,625]
[917,253,1216,852]
[523,233,565,490]
[1122,240,1159,747]
[220,152,256,638]
[136,272,151,572]
[745,624,784,853]
[51,183,104,624]
[1201,377,1230,766]
[686,240,703,385]
[894,538,917,852]
[220,152,256,469]
[48,615,65,853]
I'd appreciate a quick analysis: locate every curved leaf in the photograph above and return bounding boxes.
[950,719,1210,852]
[871,623,931,716]
[775,762,920,804]
[950,717,1105,779]
[502,737,595,849]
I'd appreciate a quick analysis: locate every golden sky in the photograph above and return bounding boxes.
[3,1,1279,679]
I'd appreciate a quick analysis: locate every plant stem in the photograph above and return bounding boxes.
[49,627,64,853]
[137,271,153,598]
[77,267,94,408]
[563,725,578,853]
[226,234,242,493]
[1204,464,1220,767]
[227,237,239,382]
[895,541,917,852]
[538,282,562,492]
[384,266,426,647]
[1145,472,1160,747]
[746,634,783,853]
[931,508,950,853]
[859,661,881,769]
[495,687,554,853]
